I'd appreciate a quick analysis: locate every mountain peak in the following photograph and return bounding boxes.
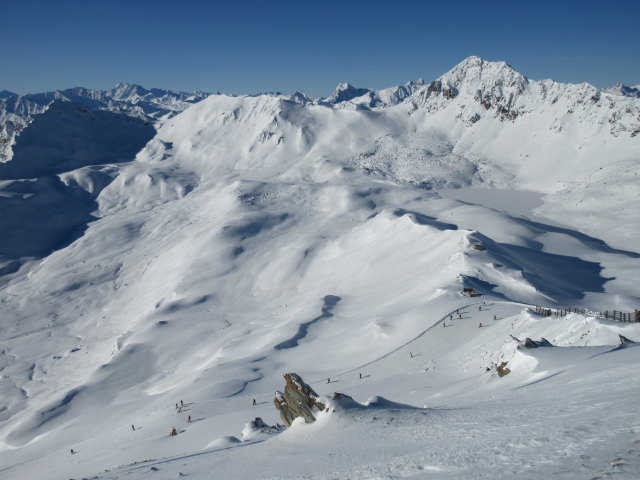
[0,90,17,99]
[323,82,371,104]
[603,82,640,98]
[437,56,527,94]
[448,56,517,77]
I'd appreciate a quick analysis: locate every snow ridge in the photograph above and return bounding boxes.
[0,84,209,162]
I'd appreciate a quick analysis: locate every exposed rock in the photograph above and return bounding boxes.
[522,337,554,349]
[274,373,327,427]
[619,334,638,345]
[496,361,511,377]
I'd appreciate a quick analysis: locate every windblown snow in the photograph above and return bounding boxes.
[0,57,639,480]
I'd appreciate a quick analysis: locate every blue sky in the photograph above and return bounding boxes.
[2,0,639,96]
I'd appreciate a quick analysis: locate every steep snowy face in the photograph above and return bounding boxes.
[604,83,640,98]
[320,80,425,110]
[0,100,156,179]
[107,82,209,112]
[98,57,640,249]
[410,55,639,138]
[321,82,372,105]
[0,100,155,258]
[0,84,209,162]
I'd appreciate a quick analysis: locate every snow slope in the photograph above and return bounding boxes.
[0,83,208,162]
[0,57,639,479]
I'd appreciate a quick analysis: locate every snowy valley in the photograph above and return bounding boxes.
[0,57,639,479]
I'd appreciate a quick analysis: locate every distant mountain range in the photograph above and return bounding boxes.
[0,83,209,162]
[0,57,638,257]
[2,63,639,162]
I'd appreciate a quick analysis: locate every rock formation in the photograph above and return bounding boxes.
[496,361,511,377]
[619,334,638,345]
[274,373,327,427]
[521,337,554,349]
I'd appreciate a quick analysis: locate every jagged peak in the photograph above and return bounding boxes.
[603,83,640,98]
[323,82,371,104]
[288,91,314,104]
[336,81,357,91]
[441,56,523,83]
[426,56,529,101]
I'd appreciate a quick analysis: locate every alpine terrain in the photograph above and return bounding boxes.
[0,57,639,480]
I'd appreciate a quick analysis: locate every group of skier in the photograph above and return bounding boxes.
[442,303,496,329]
[170,399,193,436]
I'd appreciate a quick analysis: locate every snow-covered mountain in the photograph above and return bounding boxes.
[604,82,640,98]
[0,57,639,480]
[0,83,209,162]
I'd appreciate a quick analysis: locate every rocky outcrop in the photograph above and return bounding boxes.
[274,373,327,427]
[619,334,638,345]
[522,337,554,349]
[496,361,511,377]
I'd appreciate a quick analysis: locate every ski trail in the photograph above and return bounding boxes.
[332,300,531,380]
[335,302,479,377]
[120,439,264,474]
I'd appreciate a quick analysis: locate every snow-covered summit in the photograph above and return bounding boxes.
[0,83,210,162]
[437,55,527,93]
[321,82,372,104]
[108,82,209,107]
[604,82,640,98]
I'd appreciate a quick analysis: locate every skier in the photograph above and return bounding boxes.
[131,424,135,431]
[70,449,75,455]
[180,400,184,407]
[359,373,362,379]
[479,306,481,311]
[175,403,179,410]
[252,398,256,405]
[479,322,483,328]
[493,315,496,320]
[450,315,452,320]
[188,415,192,422]
[170,427,178,436]
[458,314,462,319]
[327,378,330,383]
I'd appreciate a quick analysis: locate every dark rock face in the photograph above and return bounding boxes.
[522,338,554,349]
[619,334,638,345]
[273,373,327,427]
[496,361,511,377]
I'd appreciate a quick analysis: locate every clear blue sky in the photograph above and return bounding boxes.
[2,0,639,96]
